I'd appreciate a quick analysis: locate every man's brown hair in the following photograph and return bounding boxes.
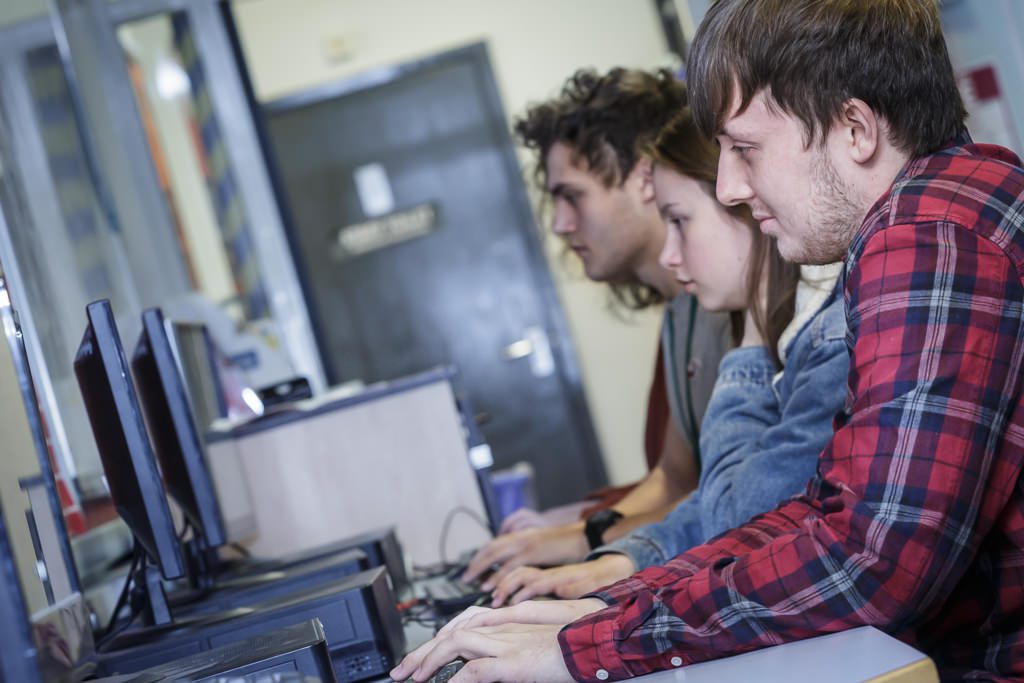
[514,68,688,309]
[688,0,967,156]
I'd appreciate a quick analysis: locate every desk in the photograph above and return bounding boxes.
[205,369,492,567]
[397,597,936,683]
[628,626,937,682]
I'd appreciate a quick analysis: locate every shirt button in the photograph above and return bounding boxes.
[671,657,683,667]
[596,670,609,680]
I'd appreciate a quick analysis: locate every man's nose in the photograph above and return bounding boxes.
[716,154,754,207]
[551,200,576,235]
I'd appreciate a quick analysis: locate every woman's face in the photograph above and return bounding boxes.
[654,165,754,312]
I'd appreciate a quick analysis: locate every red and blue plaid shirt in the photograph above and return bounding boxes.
[559,141,1024,681]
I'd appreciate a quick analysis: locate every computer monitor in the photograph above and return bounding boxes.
[0,504,42,683]
[0,282,81,603]
[169,321,228,433]
[73,299,185,582]
[132,308,227,551]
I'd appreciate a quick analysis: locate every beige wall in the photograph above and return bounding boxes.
[232,0,689,487]
[0,0,45,28]
[0,320,48,615]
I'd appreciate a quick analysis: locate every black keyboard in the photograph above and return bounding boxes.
[423,576,488,611]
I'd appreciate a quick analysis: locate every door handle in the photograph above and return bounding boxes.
[503,326,555,378]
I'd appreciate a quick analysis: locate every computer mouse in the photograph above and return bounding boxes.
[398,658,466,683]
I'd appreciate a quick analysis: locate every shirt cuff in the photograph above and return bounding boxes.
[558,611,623,682]
[584,574,651,607]
[588,534,665,571]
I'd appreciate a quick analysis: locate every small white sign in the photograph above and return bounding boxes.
[334,203,438,259]
[353,162,395,217]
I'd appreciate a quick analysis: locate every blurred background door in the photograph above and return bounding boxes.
[260,44,606,508]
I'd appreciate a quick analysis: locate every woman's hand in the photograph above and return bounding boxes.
[490,555,636,607]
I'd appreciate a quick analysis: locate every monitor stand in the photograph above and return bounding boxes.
[183,535,219,591]
[133,562,172,627]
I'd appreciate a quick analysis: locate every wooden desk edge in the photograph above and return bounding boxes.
[868,656,939,683]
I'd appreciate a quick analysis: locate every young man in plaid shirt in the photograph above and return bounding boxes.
[392,1,1024,680]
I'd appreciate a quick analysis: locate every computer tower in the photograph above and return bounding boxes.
[90,618,337,682]
[95,566,404,683]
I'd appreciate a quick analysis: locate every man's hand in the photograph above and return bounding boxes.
[389,623,571,683]
[390,599,605,683]
[490,554,636,607]
[462,523,588,588]
[437,598,606,634]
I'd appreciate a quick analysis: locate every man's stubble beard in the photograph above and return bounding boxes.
[797,148,865,265]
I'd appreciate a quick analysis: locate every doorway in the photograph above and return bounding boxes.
[258,43,607,507]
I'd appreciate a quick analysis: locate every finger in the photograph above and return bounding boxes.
[508,582,542,606]
[450,656,503,683]
[480,556,526,591]
[498,509,541,534]
[390,635,442,680]
[498,510,525,535]
[463,541,510,582]
[413,630,501,682]
[437,606,492,635]
[512,570,560,604]
[490,567,538,607]
[448,604,527,631]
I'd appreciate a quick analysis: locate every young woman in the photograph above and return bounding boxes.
[488,108,850,606]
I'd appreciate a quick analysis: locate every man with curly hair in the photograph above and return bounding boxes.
[461,68,731,592]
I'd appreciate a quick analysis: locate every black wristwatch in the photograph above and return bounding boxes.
[584,509,624,550]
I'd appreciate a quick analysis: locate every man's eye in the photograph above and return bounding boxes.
[732,145,752,156]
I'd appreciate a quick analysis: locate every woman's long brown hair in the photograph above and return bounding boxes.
[647,109,799,369]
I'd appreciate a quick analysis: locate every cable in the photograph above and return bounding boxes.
[229,542,252,558]
[437,505,492,569]
[96,542,141,649]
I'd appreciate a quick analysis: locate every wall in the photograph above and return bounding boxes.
[0,0,62,616]
[941,0,1024,156]
[0,0,45,28]
[0,314,48,615]
[230,0,689,487]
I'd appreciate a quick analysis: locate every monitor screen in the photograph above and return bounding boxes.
[132,307,226,549]
[73,300,184,580]
[169,321,227,434]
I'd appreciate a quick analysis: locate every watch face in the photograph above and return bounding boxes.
[585,509,624,549]
[590,509,623,525]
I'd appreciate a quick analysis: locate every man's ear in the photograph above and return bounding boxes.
[837,98,881,165]
[633,156,656,202]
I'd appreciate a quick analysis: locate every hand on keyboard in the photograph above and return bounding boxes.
[397,658,465,683]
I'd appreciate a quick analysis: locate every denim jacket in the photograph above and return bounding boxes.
[594,286,848,570]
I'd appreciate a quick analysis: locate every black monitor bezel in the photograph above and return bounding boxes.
[132,307,227,549]
[73,300,184,580]
[169,321,228,432]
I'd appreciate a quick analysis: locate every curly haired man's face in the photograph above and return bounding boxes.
[545,142,656,283]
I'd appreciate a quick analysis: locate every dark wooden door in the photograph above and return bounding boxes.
[260,44,606,508]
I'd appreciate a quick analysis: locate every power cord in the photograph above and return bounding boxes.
[437,505,492,569]
[96,542,142,651]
